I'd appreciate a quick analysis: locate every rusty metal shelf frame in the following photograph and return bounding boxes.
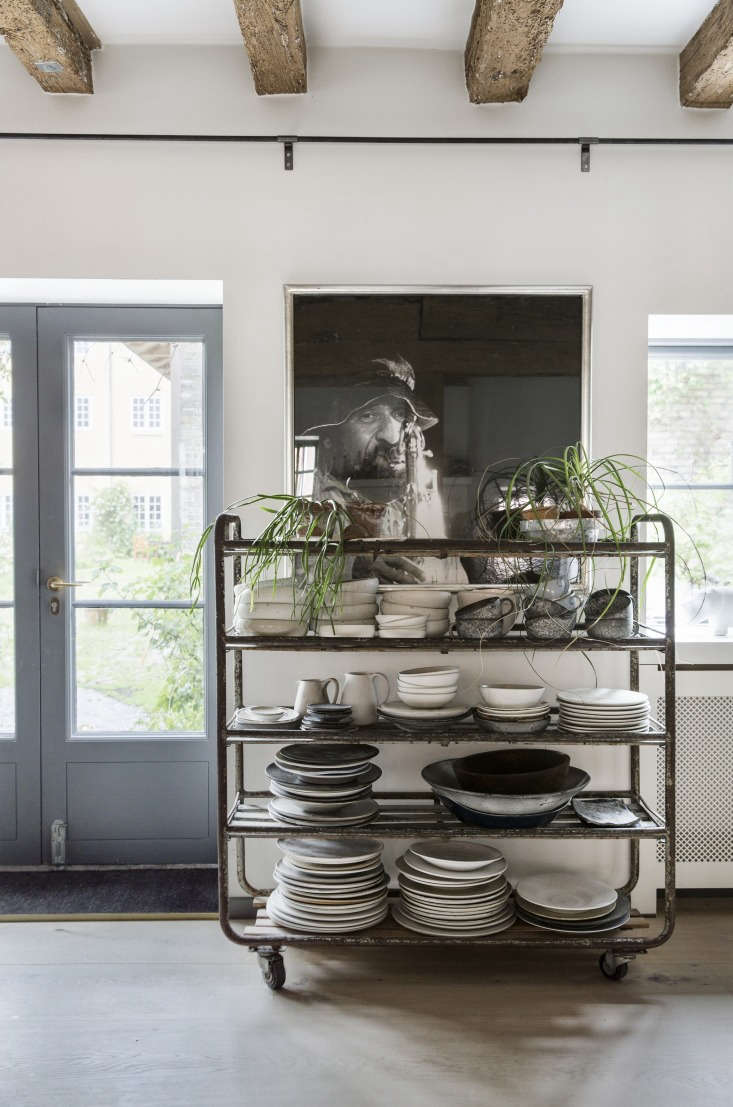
[226,717,668,746]
[214,512,676,962]
[225,630,667,652]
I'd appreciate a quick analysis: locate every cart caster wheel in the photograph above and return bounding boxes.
[599,953,629,981]
[258,951,286,991]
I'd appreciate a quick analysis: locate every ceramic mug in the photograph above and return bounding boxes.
[340,671,390,726]
[293,677,340,716]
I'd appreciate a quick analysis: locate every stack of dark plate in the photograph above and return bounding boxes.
[267,743,381,827]
[392,839,515,936]
[300,703,355,733]
[514,873,630,933]
[268,837,389,932]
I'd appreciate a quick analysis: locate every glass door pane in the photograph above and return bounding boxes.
[69,339,205,735]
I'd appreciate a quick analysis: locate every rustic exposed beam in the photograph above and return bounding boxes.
[465,0,564,104]
[233,0,307,95]
[0,0,99,93]
[680,0,733,108]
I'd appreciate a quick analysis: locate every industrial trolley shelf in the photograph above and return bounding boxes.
[214,512,676,990]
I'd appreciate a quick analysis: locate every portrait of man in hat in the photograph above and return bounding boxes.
[299,356,466,584]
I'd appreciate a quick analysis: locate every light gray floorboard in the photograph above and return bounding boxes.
[0,901,731,1107]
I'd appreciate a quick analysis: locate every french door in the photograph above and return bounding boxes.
[0,306,221,864]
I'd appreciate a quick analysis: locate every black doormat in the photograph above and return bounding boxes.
[0,867,219,919]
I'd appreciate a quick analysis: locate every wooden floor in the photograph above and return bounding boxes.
[1,898,731,1107]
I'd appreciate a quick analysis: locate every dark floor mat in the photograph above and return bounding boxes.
[0,867,218,916]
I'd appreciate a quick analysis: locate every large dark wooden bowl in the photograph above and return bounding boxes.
[454,749,570,795]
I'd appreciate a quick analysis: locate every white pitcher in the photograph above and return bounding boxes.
[294,677,340,716]
[340,671,390,726]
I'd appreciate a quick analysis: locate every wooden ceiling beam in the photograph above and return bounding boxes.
[0,0,99,93]
[680,0,733,108]
[233,0,307,95]
[465,0,565,104]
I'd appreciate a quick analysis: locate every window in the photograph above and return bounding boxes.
[133,494,146,530]
[647,331,733,637]
[0,494,11,532]
[132,493,163,531]
[295,436,319,498]
[131,394,162,431]
[76,494,91,531]
[148,495,162,530]
[1,397,10,428]
[75,396,91,429]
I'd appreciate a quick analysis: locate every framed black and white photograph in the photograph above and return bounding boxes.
[286,285,590,582]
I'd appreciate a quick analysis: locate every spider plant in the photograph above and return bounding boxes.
[190,494,353,629]
[476,443,704,629]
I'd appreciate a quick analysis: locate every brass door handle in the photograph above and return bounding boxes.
[46,576,89,591]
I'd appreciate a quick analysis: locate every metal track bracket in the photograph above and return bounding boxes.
[278,136,297,171]
[580,137,599,173]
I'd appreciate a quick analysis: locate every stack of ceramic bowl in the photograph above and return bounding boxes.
[557,688,650,733]
[234,705,302,731]
[474,683,551,735]
[232,579,308,637]
[392,840,515,936]
[267,743,380,827]
[397,665,459,708]
[514,873,630,934]
[299,703,355,734]
[314,578,379,638]
[268,837,389,932]
[421,753,590,829]
[378,667,472,732]
[454,592,518,640]
[378,588,451,638]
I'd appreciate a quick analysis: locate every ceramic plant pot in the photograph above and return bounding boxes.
[584,588,634,640]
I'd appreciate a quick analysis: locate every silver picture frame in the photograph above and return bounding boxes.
[284,284,592,543]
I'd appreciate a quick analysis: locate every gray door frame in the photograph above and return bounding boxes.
[0,307,41,864]
[37,306,221,864]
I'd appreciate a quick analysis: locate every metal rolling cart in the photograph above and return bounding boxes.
[214,512,676,991]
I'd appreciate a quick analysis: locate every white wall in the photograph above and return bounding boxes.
[3,44,733,905]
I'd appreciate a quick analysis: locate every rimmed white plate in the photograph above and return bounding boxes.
[516,872,617,913]
[557,688,649,708]
[391,903,515,937]
[379,701,473,721]
[235,707,301,728]
[269,799,379,825]
[410,839,504,870]
[514,892,617,921]
[398,872,508,899]
[400,851,507,882]
[276,837,383,865]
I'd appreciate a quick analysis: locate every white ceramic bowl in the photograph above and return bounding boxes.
[426,620,450,636]
[399,666,460,687]
[321,603,378,622]
[236,601,308,621]
[397,689,457,708]
[327,577,379,596]
[247,706,287,721]
[238,618,308,637]
[381,601,443,617]
[316,623,376,638]
[479,683,546,708]
[456,588,510,609]
[376,614,428,626]
[378,628,427,639]
[385,589,451,610]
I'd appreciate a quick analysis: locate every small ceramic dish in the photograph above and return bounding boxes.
[398,666,460,687]
[238,618,308,637]
[473,714,550,736]
[247,706,287,721]
[479,683,546,708]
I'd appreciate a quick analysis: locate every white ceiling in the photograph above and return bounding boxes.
[43,0,717,51]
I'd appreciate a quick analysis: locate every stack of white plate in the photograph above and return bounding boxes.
[474,702,551,735]
[315,577,379,637]
[515,872,630,933]
[379,588,452,638]
[392,840,515,936]
[396,665,459,710]
[557,688,650,733]
[268,837,389,932]
[268,743,381,826]
[233,579,309,637]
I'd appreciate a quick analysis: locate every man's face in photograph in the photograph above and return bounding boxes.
[331,396,412,479]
